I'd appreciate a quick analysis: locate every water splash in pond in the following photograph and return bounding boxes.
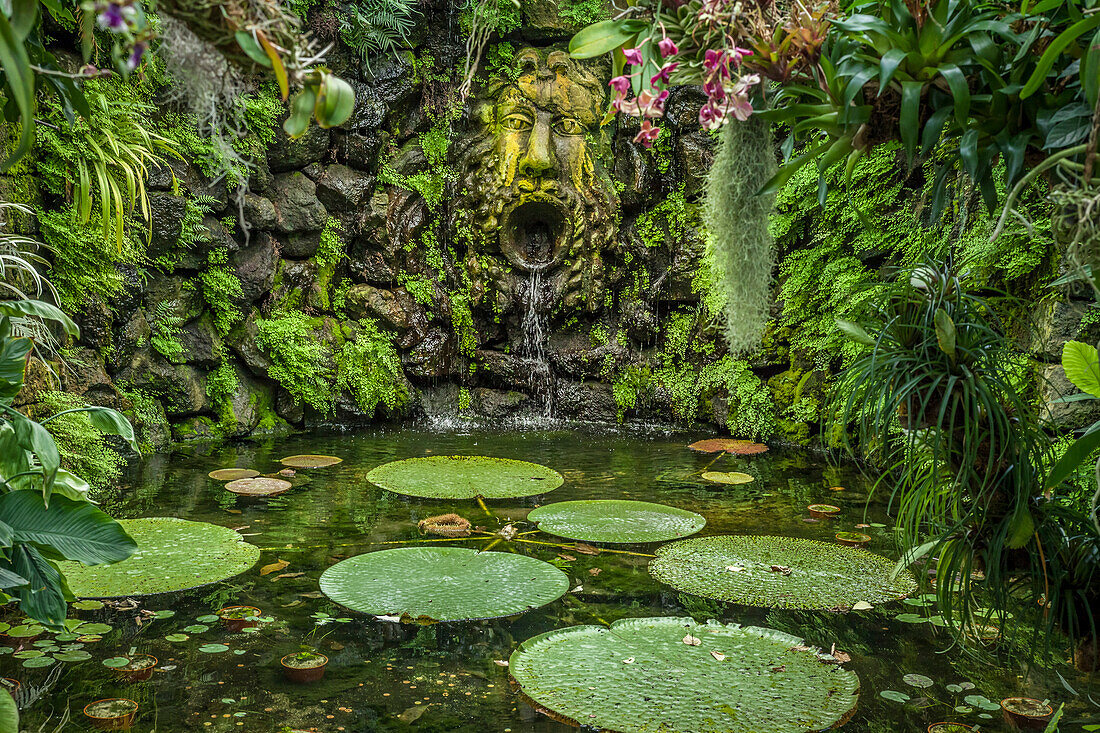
[2,427,1083,732]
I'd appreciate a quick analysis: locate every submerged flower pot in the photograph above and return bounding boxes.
[808,504,841,520]
[217,605,262,632]
[111,654,157,683]
[835,532,871,548]
[84,698,138,730]
[281,652,328,683]
[928,724,973,733]
[1000,697,1054,730]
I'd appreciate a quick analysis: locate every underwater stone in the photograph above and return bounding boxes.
[269,173,328,236]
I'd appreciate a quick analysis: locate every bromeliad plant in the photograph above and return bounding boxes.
[0,299,138,626]
[829,263,1098,661]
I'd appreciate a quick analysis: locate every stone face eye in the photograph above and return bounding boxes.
[502,113,534,131]
[554,117,584,135]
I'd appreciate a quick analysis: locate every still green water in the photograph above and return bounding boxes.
[4,426,1092,731]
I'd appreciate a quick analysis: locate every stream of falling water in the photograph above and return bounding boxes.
[519,269,554,416]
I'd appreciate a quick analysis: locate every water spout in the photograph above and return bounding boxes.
[518,270,554,416]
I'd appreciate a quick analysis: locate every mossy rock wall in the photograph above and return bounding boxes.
[2,0,1071,456]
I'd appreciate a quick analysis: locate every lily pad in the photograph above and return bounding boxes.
[649,535,917,610]
[319,547,569,622]
[365,456,563,499]
[526,500,705,544]
[688,438,755,453]
[208,468,261,481]
[21,656,53,668]
[509,617,859,733]
[72,600,104,610]
[198,644,230,653]
[54,651,91,662]
[903,673,934,688]
[280,454,342,468]
[164,634,189,642]
[701,471,755,485]
[58,518,261,598]
[224,477,292,497]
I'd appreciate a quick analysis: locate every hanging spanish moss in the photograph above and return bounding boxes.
[703,116,778,354]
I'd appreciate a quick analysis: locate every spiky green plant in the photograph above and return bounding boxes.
[703,117,777,354]
[828,263,1098,660]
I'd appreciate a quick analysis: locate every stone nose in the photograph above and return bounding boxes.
[518,117,556,180]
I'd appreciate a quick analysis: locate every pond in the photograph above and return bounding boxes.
[2,426,1083,732]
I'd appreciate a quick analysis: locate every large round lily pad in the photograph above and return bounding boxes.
[319,547,568,622]
[649,535,917,610]
[224,477,292,497]
[59,518,261,598]
[208,468,260,481]
[510,616,860,733]
[365,456,563,499]
[280,454,342,468]
[527,500,705,543]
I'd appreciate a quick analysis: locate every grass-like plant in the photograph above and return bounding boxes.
[828,263,1098,660]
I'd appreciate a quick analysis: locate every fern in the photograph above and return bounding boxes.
[339,0,420,72]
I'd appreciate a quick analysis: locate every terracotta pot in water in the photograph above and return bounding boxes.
[111,654,157,683]
[280,652,328,683]
[927,724,974,733]
[1,678,19,700]
[835,532,871,548]
[217,605,262,632]
[83,698,139,730]
[1000,697,1054,730]
[808,504,841,520]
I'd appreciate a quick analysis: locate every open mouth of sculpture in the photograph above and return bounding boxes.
[500,199,570,271]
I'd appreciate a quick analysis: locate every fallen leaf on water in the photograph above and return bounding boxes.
[683,634,701,646]
[493,660,509,667]
[499,524,517,540]
[789,645,811,652]
[725,565,745,573]
[710,651,726,661]
[274,572,305,580]
[260,560,289,576]
[622,657,634,664]
[771,665,787,673]
[831,650,851,664]
[574,543,600,556]
[396,705,429,723]
[572,585,583,592]
[280,600,303,608]
[298,591,323,599]
[226,509,242,515]
[851,601,874,611]
[230,526,249,531]
[375,615,401,623]
[329,642,344,651]
[588,568,602,576]
[769,565,792,576]
[557,554,576,562]
[855,523,871,529]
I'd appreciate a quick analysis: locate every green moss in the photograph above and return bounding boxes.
[36,207,138,308]
[612,366,652,422]
[256,312,336,414]
[400,274,436,306]
[117,387,167,453]
[205,359,240,432]
[484,42,519,82]
[558,0,610,26]
[35,391,127,495]
[200,248,244,335]
[336,319,408,416]
[450,293,478,359]
[314,217,346,270]
[458,387,472,411]
[635,189,695,249]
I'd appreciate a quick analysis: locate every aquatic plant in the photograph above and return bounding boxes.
[527,500,705,544]
[208,468,260,481]
[58,517,260,598]
[649,535,917,610]
[319,547,569,622]
[224,477,292,497]
[365,456,563,499]
[509,617,860,733]
[280,454,342,468]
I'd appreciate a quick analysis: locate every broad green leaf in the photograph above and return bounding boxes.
[314,74,355,129]
[567,19,645,59]
[837,318,876,346]
[283,87,317,138]
[528,500,705,543]
[0,12,35,172]
[47,406,139,454]
[58,517,259,597]
[0,491,136,565]
[319,547,568,622]
[1021,14,1100,99]
[234,30,273,67]
[0,327,28,404]
[10,544,66,626]
[511,617,860,733]
[366,455,562,499]
[0,300,79,337]
[934,308,956,360]
[8,410,60,499]
[1062,340,1100,397]
[0,679,16,733]
[1046,424,1100,489]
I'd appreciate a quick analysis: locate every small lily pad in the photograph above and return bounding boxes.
[527,500,705,544]
[13,650,42,659]
[280,454,343,469]
[195,615,220,623]
[72,600,105,610]
[208,468,261,481]
[903,674,934,688]
[198,644,230,653]
[224,477,292,497]
[880,690,910,703]
[701,471,755,485]
[366,456,563,499]
[76,623,113,635]
[152,610,176,619]
[164,634,189,642]
[54,650,92,662]
[102,657,130,668]
[22,656,53,668]
[183,625,209,634]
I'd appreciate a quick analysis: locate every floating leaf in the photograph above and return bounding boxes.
[510,617,859,733]
[682,634,701,646]
[72,600,104,610]
[894,613,927,624]
[208,468,260,481]
[903,674,934,688]
[53,650,92,662]
[260,559,290,576]
[687,438,754,453]
[195,615,220,623]
[526,500,705,544]
[75,623,112,635]
[21,656,53,668]
[880,690,911,703]
[224,478,292,497]
[102,657,130,668]
[182,625,208,634]
[851,601,874,611]
[164,634,188,642]
[701,471,755,485]
[152,610,175,619]
[59,518,261,597]
[198,644,230,653]
[365,456,563,499]
[319,547,569,622]
[279,454,343,469]
[649,535,917,610]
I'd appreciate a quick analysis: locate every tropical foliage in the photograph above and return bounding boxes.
[0,299,138,626]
